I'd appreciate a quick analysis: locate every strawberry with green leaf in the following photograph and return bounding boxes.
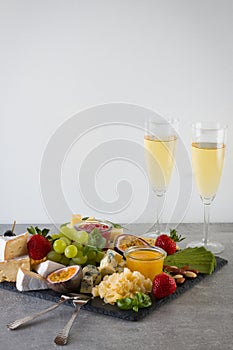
[27,226,51,260]
[155,229,185,256]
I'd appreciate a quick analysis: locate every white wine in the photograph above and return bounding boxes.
[144,136,177,194]
[192,142,225,199]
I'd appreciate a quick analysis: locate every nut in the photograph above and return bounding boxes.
[164,266,184,274]
[184,271,197,278]
[187,268,199,274]
[173,274,184,279]
[176,277,185,284]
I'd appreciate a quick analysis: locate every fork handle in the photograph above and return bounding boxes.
[7,298,66,330]
[54,305,81,345]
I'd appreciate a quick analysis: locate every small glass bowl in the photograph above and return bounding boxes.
[124,246,167,280]
[74,220,113,248]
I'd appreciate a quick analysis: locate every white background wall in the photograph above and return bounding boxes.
[1,0,232,225]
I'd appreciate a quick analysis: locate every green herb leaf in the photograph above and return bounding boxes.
[105,220,129,230]
[116,293,152,312]
[88,228,106,250]
[60,222,70,228]
[116,297,133,310]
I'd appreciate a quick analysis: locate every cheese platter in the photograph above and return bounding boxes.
[0,216,228,321]
[0,255,228,321]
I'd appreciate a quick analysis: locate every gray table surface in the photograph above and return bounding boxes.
[0,223,232,350]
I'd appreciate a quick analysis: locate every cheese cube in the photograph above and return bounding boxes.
[0,232,28,261]
[98,249,122,276]
[80,265,102,294]
[0,255,30,282]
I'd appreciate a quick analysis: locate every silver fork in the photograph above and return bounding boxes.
[54,297,91,346]
[7,294,88,330]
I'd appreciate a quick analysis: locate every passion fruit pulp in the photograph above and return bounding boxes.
[46,265,83,293]
[114,234,150,255]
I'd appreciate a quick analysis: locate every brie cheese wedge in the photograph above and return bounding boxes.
[16,267,48,291]
[33,260,65,278]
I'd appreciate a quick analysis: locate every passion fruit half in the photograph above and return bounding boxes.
[46,265,83,293]
[114,234,150,256]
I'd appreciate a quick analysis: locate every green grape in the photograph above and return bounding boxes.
[72,242,83,251]
[59,225,88,243]
[59,255,70,266]
[86,258,96,266]
[87,251,96,260]
[95,250,105,263]
[47,250,62,262]
[50,233,62,240]
[74,230,88,244]
[64,245,78,258]
[72,255,88,265]
[53,239,67,254]
[74,251,84,258]
[59,236,71,246]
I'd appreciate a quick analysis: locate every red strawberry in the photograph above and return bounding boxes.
[152,272,176,299]
[27,234,51,260]
[155,234,176,255]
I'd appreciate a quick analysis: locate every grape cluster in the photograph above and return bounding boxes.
[47,226,105,267]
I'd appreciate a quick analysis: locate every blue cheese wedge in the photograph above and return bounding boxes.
[16,267,48,291]
[80,265,101,294]
[0,232,28,260]
[0,255,30,282]
[98,249,123,277]
[33,260,65,278]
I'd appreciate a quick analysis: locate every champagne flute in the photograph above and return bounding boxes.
[144,116,179,236]
[187,122,227,254]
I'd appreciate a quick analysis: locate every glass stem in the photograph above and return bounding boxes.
[203,203,210,245]
[156,193,164,234]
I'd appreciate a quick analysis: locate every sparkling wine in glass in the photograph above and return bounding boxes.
[187,122,227,254]
[144,116,179,236]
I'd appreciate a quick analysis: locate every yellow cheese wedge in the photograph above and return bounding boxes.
[0,255,30,282]
[0,232,29,260]
[71,214,82,227]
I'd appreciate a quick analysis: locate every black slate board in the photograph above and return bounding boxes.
[0,256,228,321]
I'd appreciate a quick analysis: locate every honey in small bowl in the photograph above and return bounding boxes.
[124,246,167,280]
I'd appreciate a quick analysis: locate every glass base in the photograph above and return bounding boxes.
[142,231,159,239]
[143,228,170,239]
[186,240,224,254]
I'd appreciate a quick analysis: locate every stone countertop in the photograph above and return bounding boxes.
[0,223,232,350]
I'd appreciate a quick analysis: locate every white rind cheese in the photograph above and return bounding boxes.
[0,232,29,261]
[0,255,30,282]
[16,267,48,291]
[34,260,65,278]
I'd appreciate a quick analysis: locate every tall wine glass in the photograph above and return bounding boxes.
[144,116,179,236]
[187,122,227,254]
